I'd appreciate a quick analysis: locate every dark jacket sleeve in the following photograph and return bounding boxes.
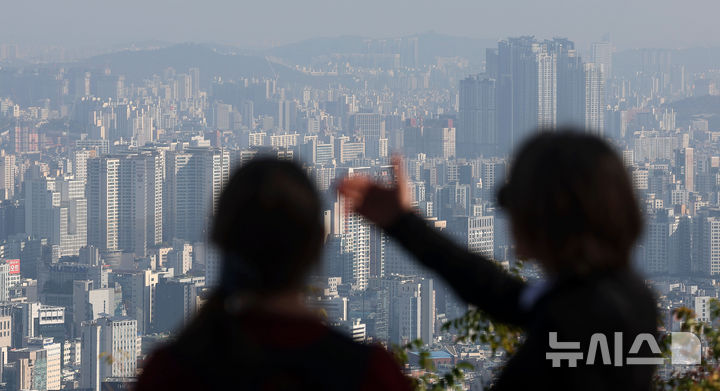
[385,212,528,326]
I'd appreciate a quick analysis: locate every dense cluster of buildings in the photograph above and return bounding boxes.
[0,34,716,388]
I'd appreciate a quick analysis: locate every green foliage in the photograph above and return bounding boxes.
[391,260,527,390]
[393,258,720,390]
[654,299,720,391]
[441,309,524,354]
[391,304,523,390]
[440,260,525,353]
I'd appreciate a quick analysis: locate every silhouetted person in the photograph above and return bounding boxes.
[137,158,409,391]
[339,130,658,390]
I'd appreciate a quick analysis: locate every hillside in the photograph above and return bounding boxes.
[266,32,497,65]
[80,43,310,86]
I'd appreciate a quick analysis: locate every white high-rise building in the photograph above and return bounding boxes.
[7,337,61,391]
[448,215,495,258]
[0,153,15,200]
[584,62,605,135]
[682,147,694,193]
[337,167,374,291]
[118,152,163,257]
[87,157,120,251]
[24,170,87,257]
[695,215,720,276]
[27,337,61,390]
[270,133,299,149]
[54,177,88,257]
[536,50,557,128]
[695,296,713,322]
[165,147,230,243]
[81,317,137,391]
[338,206,370,291]
[72,149,94,184]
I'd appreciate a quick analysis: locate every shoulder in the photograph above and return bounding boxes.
[299,330,410,390]
[136,345,201,391]
[360,345,412,391]
[542,270,657,334]
[588,270,657,323]
[310,326,378,361]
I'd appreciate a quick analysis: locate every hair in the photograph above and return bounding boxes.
[211,157,324,293]
[497,130,642,274]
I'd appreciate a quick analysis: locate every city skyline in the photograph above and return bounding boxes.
[0,15,718,388]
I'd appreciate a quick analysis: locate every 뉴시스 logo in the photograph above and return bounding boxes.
[546,332,702,367]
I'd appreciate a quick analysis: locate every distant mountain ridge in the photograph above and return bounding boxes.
[264,32,498,65]
[74,34,498,88]
[80,43,311,86]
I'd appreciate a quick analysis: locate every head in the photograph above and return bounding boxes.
[498,130,642,275]
[211,158,324,294]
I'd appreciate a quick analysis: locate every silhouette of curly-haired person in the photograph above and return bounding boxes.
[137,158,409,391]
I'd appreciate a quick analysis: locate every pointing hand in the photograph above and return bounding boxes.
[338,155,413,228]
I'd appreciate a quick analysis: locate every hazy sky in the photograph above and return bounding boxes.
[2,0,719,50]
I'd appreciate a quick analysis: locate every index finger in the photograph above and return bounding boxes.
[391,154,407,187]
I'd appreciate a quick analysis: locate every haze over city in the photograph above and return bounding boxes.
[3,0,720,390]
[2,0,719,49]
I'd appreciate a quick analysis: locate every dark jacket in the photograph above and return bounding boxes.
[387,212,658,391]
[136,296,410,391]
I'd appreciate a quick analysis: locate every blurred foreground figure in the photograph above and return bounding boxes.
[137,158,409,391]
[339,130,657,390]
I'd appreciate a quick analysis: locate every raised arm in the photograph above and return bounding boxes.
[338,156,528,326]
[386,211,527,325]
